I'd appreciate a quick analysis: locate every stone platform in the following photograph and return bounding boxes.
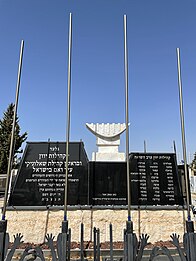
[3,208,189,244]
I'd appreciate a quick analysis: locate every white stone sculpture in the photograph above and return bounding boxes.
[86,123,127,161]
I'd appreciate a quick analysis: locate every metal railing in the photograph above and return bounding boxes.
[0,223,196,261]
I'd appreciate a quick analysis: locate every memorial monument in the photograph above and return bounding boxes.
[86,123,127,161]
[1,13,196,261]
[8,141,184,207]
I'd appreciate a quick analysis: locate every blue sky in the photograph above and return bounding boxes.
[0,0,196,162]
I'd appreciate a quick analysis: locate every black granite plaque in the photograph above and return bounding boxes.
[9,142,89,206]
[89,153,184,206]
[9,145,185,207]
[177,164,191,204]
[129,153,184,206]
[89,162,127,205]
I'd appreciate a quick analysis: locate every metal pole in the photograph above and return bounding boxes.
[109,223,113,261]
[93,227,97,261]
[176,48,191,221]
[80,223,84,261]
[173,140,176,155]
[97,228,100,261]
[2,40,24,220]
[124,14,131,222]
[67,228,71,261]
[123,229,127,261]
[144,140,147,153]
[64,13,72,222]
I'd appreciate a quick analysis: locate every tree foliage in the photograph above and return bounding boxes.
[0,103,27,173]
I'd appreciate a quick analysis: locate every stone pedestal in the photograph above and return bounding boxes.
[4,209,187,243]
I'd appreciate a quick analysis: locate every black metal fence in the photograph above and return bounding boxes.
[1,222,196,261]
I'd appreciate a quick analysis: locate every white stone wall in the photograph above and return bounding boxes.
[5,209,190,244]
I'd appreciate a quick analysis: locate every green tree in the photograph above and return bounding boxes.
[0,103,27,173]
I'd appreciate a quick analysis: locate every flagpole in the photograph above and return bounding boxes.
[176,48,192,227]
[144,140,147,153]
[63,13,72,227]
[124,15,132,229]
[2,40,24,220]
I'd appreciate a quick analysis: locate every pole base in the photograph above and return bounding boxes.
[62,220,68,233]
[126,220,133,234]
[186,220,194,233]
[0,220,7,233]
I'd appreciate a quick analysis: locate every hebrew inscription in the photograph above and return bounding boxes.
[10,145,184,207]
[89,153,184,206]
[9,142,88,206]
[130,153,184,206]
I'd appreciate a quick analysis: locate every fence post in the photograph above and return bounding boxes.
[123,228,127,261]
[80,223,84,261]
[97,228,100,261]
[184,230,196,260]
[61,220,68,261]
[109,224,113,261]
[0,220,7,261]
[124,221,138,261]
[67,228,71,261]
[93,227,97,261]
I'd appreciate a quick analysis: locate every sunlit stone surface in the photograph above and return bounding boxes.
[86,123,127,161]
